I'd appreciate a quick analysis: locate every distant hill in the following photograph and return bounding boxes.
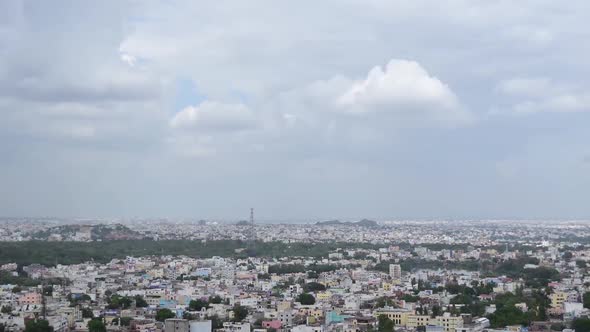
[315,219,342,225]
[315,219,378,227]
[235,220,251,226]
[31,223,142,241]
[356,219,378,227]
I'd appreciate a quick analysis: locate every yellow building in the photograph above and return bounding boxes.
[372,308,411,325]
[316,291,332,301]
[436,313,464,332]
[550,292,567,308]
[407,314,432,328]
[407,314,463,332]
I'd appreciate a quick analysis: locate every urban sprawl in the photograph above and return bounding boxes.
[1,219,590,332]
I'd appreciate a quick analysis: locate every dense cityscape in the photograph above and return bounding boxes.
[2,2,590,332]
[1,219,590,332]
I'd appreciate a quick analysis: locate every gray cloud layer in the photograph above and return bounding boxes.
[1,0,589,220]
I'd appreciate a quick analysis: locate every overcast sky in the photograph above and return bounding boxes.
[1,0,589,220]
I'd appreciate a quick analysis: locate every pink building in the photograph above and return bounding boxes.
[262,320,282,329]
[18,292,42,305]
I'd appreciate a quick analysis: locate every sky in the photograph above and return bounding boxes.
[1,0,589,220]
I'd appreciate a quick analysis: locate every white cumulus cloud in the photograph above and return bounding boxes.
[337,59,460,114]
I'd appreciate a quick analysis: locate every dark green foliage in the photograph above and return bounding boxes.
[487,291,549,327]
[375,297,396,308]
[583,292,590,309]
[269,264,306,274]
[0,240,383,266]
[81,308,94,318]
[0,272,39,287]
[88,319,106,332]
[119,317,132,326]
[573,318,590,332]
[430,305,442,318]
[108,295,133,309]
[373,259,480,273]
[402,294,420,302]
[189,299,209,311]
[68,293,92,307]
[521,267,560,288]
[304,282,326,292]
[134,295,148,307]
[25,320,54,332]
[492,258,539,277]
[445,282,491,316]
[156,309,176,322]
[232,305,248,322]
[378,315,394,332]
[209,295,223,304]
[297,293,316,305]
[42,286,53,296]
[488,304,529,327]
[551,323,565,331]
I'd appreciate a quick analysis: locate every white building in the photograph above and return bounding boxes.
[389,264,401,280]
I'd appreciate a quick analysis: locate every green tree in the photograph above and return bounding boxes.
[488,304,529,328]
[232,305,248,322]
[431,305,442,318]
[1,306,12,314]
[88,319,106,332]
[584,292,590,309]
[378,315,394,332]
[551,323,565,331]
[108,295,133,309]
[304,282,326,292]
[119,317,132,326]
[134,295,148,308]
[375,297,396,308]
[402,294,420,302]
[573,318,590,332]
[209,296,223,304]
[42,286,53,296]
[25,319,54,332]
[156,309,176,322]
[189,299,209,311]
[183,312,196,320]
[81,308,94,318]
[297,293,316,305]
